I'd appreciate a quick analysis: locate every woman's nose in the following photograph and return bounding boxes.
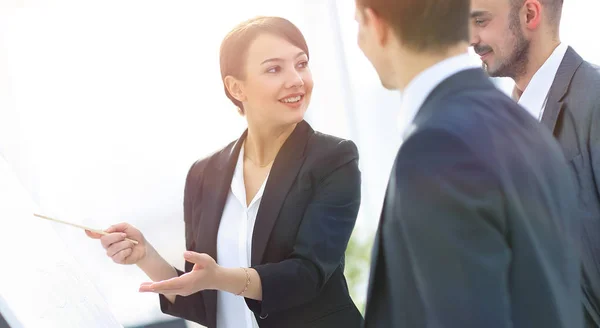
[284,69,304,89]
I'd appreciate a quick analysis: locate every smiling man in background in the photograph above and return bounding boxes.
[471,1,600,326]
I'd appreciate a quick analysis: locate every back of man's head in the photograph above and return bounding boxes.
[356,0,471,52]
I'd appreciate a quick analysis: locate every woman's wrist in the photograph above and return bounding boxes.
[136,242,156,269]
[136,243,177,282]
[213,266,247,295]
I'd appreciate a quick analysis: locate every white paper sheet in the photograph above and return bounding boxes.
[0,157,122,328]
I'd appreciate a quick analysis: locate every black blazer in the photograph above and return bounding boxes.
[540,47,600,327]
[364,69,582,328]
[159,121,363,328]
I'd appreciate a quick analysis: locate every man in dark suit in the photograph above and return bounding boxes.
[470,0,600,326]
[355,0,582,327]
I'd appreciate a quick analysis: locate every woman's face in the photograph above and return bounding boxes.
[227,33,313,128]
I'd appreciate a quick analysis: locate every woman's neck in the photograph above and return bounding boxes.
[244,122,297,166]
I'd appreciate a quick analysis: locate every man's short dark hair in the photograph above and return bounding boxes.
[510,0,563,28]
[356,0,470,52]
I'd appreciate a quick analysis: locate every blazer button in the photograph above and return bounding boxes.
[259,314,269,319]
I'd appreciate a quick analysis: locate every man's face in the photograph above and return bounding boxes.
[355,4,396,89]
[470,0,530,78]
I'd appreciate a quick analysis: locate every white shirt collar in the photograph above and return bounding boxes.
[230,142,269,209]
[230,143,247,205]
[398,53,480,140]
[516,42,569,120]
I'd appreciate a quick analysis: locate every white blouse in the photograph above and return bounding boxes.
[216,144,269,328]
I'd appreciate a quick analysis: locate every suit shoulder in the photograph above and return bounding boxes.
[568,60,600,122]
[304,131,359,180]
[399,127,477,163]
[425,89,523,143]
[575,60,600,86]
[584,60,600,75]
[395,126,500,186]
[186,139,237,184]
[406,95,520,172]
[308,131,359,160]
[571,60,600,100]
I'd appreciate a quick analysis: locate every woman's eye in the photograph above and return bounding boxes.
[297,61,308,69]
[267,66,280,73]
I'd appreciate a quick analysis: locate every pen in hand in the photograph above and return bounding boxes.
[33,213,139,245]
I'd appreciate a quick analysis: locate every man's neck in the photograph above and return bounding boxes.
[392,42,469,92]
[514,37,561,93]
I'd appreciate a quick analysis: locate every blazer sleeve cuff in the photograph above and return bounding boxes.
[158,267,186,316]
[244,264,274,319]
[244,298,265,317]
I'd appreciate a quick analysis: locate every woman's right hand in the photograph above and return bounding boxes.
[85,222,147,265]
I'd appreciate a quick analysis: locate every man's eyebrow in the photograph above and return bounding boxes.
[471,10,489,18]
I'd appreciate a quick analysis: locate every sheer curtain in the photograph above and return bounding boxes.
[1,1,599,326]
[0,1,369,326]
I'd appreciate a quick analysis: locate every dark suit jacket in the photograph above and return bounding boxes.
[159,121,363,328]
[363,68,582,328]
[542,47,600,327]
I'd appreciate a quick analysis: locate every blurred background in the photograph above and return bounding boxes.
[1,0,599,327]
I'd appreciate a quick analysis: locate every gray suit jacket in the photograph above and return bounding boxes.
[544,47,600,327]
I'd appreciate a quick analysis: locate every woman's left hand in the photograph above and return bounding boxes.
[139,251,219,296]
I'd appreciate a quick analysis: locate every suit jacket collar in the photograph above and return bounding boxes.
[251,121,311,266]
[406,68,494,138]
[397,54,480,139]
[541,46,584,134]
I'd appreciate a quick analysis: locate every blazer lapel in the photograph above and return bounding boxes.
[364,213,383,318]
[195,131,246,328]
[251,121,312,266]
[541,101,565,136]
[541,47,584,134]
[196,132,246,259]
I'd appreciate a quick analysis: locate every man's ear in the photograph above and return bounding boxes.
[523,0,542,30]
[363,7,390,47]
[224,76,246,103]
